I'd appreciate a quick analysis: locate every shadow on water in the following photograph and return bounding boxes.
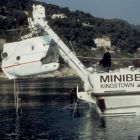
[0,105,106,140]
[1,78,140,139]
[0,77,82,107]
[1,103,140,140]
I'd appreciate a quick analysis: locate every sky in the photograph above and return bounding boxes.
[37,0,140,25]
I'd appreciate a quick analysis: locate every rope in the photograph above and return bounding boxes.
[14,79,22,117]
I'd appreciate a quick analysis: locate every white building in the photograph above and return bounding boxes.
[52,14,67,19]
[93,36,111,48]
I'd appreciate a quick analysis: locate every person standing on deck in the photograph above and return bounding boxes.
[99,47,111,72]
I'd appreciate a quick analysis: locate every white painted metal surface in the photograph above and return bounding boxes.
[90,69,140,93]
[1,35,59,79]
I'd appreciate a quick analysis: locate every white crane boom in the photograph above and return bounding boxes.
[29,5,93,91]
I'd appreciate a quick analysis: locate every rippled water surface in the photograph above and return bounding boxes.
[0,77,140,140]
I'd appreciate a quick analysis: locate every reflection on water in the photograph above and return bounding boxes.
[1,106,140,140]
[0,77,82,107]
[0,77,140,140]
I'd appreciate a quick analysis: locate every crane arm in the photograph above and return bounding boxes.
[27,5,93,91]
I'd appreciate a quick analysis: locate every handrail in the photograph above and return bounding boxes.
[77,56,140,60]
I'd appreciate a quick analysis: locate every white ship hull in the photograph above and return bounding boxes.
[78,68,140,116]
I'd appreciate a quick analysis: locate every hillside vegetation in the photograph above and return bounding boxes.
[0,0,140,69]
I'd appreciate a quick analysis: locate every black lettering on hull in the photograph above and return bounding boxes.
[100,82,135,88]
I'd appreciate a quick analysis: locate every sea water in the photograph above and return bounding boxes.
[0,77,140,140]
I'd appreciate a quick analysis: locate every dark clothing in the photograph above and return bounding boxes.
[103,66,110,73]
[100,51,111,72]
[70,88,77,104]
[100,52,111,67]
